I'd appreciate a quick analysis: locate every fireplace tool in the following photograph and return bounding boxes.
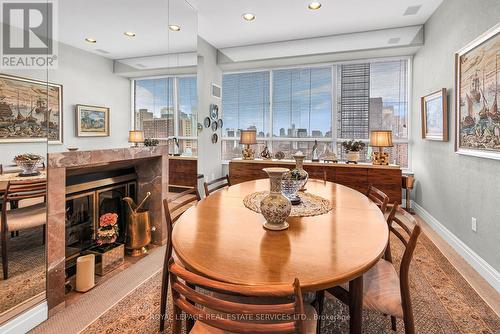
[123,192,152,256]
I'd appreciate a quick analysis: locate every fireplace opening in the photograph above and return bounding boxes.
[65,167,137,278]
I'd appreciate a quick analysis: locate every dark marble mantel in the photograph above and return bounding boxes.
[46,146,169,314]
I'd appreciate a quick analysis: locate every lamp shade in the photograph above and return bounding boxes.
[128,130,144,143]
[239,129,257,145]
[370,130,393,147]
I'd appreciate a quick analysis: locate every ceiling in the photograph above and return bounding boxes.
[191,0,443,49]
[58,0,197,60]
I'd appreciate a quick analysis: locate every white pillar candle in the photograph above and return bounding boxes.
[75,254,95,292]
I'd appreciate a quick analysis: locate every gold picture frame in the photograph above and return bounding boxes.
[0,73,63,143]
[76,104,109,137]
[421,88,448,141]
[455,23,500,159]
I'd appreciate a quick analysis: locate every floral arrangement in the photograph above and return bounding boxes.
[341,140,366,153]
[144,138,159,147]
[96,213,119,245]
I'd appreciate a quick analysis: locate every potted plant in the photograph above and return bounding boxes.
[342,140,366,163]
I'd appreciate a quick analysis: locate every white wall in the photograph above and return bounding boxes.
[0,42,131,164]
[412,0,500,272]
[197,37,222,183]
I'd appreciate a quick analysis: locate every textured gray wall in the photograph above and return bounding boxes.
[197,37,223,184]
[412,0,500,271]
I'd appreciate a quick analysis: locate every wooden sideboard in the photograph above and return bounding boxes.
[169,156,198,188]
[229,159,402,204]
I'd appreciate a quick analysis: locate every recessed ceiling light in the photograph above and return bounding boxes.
[85,38,96,44]
[242,13,256,21]
[168,24,181,32]
[308,2,322,10]
[124,32,136,37]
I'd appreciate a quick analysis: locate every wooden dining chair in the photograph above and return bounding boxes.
[366,184,389,213]
[168,258,317,334]
[160,187,201,332]
[321,203,421,333]
[203,174,231,196]
[1,179,47,279]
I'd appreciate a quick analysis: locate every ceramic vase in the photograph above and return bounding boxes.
[260,167,291,231]
[292,152,309,191]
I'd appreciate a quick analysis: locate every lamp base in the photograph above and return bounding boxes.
[372,151,390,165]
[242,146,255,160]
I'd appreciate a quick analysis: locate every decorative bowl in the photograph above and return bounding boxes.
[13,153,44,176]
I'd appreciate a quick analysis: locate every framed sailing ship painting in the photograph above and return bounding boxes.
[455,23,500,159]
[0,74,63,143]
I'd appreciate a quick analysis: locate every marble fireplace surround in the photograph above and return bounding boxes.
[46,146,169,314]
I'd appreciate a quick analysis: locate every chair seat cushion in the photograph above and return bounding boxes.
[189,303,317,334]
[334,259,403,318]
[3,203,46,232]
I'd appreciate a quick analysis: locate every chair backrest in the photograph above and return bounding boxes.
[168,259,306,334]
[3,179,47,203]
[385,203,421,315]
[366,184,389,213]
[162,187,200,260]
[203,174,231,196]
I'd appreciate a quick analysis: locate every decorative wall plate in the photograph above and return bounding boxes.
[274,151,285,160]
[210,104,219,120]
[204,117,211,128]
[218,119,223,129]
[211,133,218,144]
[211,121,218,131]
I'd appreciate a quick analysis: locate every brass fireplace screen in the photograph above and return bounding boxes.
[65,169,137,265]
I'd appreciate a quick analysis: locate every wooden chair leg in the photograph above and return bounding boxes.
[159,266,169,331]
[42,225,46,245]
[391,316,397,331]
[314,290,325,334]
[1,230,8,279]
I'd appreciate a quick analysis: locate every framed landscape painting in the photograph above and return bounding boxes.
[76,105,109,137]
[455,23,500,159]
[421,88,448,141]
[0,74,63,143]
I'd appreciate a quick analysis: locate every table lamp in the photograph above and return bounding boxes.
[370,130,393,165]
[240,129,257,160]
[129,130,144,147]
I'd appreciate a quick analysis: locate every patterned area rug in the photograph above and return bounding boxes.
[0,225,45,313]
[81,232,500,334]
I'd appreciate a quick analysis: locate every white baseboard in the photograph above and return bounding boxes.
[413,201,500,293]
[0,301,47,334]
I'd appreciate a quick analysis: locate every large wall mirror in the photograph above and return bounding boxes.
[0,12,50,323]
[0,0,197,327]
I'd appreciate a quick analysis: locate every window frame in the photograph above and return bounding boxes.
[220,56,412,172]
[130,74,198,142]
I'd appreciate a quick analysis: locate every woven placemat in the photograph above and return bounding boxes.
[243,191,333,217]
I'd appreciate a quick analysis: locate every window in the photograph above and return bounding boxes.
[222,71,270,138]
[133,76,197,156]
[221,59,410,168]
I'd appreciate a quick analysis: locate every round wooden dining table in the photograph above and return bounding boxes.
[172,179,389,334]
